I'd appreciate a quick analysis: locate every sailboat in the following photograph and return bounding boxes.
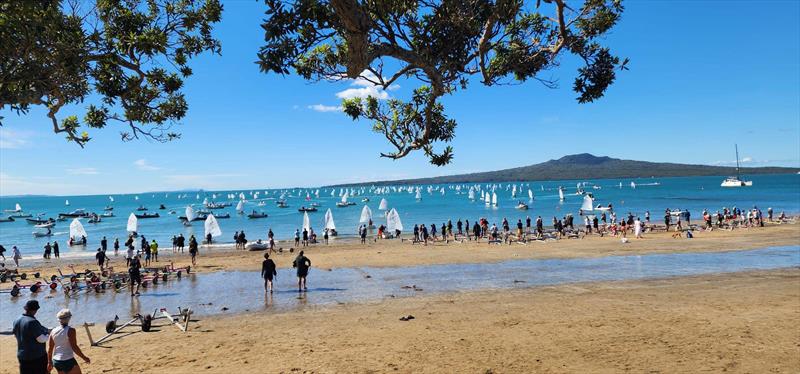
[204,214,222,239]
[5,203,22,213]
[359,205,373,227]
[558,187,565,201]
[127,213,139,234]
[324,209,337,235]
[378,198,388,211]
[386,208,403,235]
[528,189,534,201]
[236,200,245,214]
[468,189,475,201]
[484,191,491,206]
[721,144,753,187]
[415,189,422,201]
[581,194,594,213]
[337,191,354,207]
[630,181,636,189]
[65,199,70,206]
[184,206,196,224]
[69,218,87,245]
[491,192,498,207]
[302,212,311,232]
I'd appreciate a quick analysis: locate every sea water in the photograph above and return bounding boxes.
[0,174,798,257]
[1,246,797,330]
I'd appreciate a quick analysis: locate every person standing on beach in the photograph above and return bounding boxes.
[294,229,300,247]
[126,245,134,267]
[0,244,5,261]
[261,253,277,293]
[664,210,671,231]
[292,251,311,292]
[302,228,309,247]
[360,226,367,244]
[113,238,119,256]
[43,242,51,260]
[536,216,543,238]
[128,255,142,296]
[151,240,159,262]
[189,235,198,265]
[95,248,108,272]
[234,231,240,250]
[13,300,50,374]
[634,217,643,238]
[12,246,21,267]
[47,309,90,374]
[101,236,108,253]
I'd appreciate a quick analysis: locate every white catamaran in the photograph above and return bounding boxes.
[721,144,753,187]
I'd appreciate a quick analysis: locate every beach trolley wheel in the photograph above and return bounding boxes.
[185,266,191,274]
[33,272,40,278]
[141,281,147,288]
[162,274,168,282]
[0,273,7,283]
[101,270,109,277]
[105,320,117,333]
[49,282,58,290]
[114,280,122,290]
[50,275,58,282]
[91,275,100,283]
[176,270,182,279]
[10,285,20,297]
[94,284,101,293]
[152,275,158,285]
[141,314,153,332]
[30,283,40,293]
[70,276,78,283]
[20,273,27,280]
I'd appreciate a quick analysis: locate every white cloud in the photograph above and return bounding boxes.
[740,157,752,163]
[0,128,31,149]
[133,159,160,171]
[66,167,100,175]
[308,104,343,113]
[335,85,390,100]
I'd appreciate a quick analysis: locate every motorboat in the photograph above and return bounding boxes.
[515,202,529,210]
[33,229,53,237]
[277,201,289,208]
[101,212,115,217]
[298,207,318,212]
[159,204,167,210]
[135,212,160,219]
[136,206,148,211]
[0,217,15,222]
[103,206,114,211]
[26,217,54,225]
[59,209,88,218]
[247,211,268,219]
[34,222,55,229]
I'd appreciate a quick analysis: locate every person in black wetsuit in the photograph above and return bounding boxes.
[292,251,311,292]
[128,255,142,296]
[261,253,277,293]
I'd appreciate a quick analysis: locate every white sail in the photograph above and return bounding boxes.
[134,196,139,200]
[484,192,491,205]
[491,192,498,207]
[415,189,422,200]
[359,205,373,224]
[109,196,114,202]
[558,188,564,201]
[127,213,138,233]
[387,208,403,232]
[65,199,70,206]
[630,181,636,189]
[324,209,336,230]
[235,200,244,212]
[302,212,311,231]
[185,206,196,221]
[378,198,388,210]
[341,191,349,204]
[204,214,222,238]
[15,203,21,212]
[468,189,475,200]
[202,197,208,205]
[69,218,87,240]
[581,195,594,211]
[528,189,533,200]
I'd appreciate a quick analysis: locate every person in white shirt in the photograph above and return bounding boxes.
[634,218,643,238]
[48,309,90,374]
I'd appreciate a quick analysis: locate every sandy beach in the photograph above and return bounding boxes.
[1,268,798,373]
[3,221,798,288]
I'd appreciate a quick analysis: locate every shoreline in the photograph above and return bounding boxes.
[2,220,798,289]
[2,268,796,373]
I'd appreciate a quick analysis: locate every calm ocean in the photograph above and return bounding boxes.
[1,174,798,258]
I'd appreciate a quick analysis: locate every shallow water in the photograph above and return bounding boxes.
[2,245,798,330]
[1,174,798,258]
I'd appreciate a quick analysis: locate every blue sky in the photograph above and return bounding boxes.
[1,0,798,196]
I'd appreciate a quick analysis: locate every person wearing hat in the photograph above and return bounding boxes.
[47,309,90,374]
[12,300,49,373]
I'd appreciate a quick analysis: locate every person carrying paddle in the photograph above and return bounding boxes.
[292,251,311,292]
[261,253,277,293]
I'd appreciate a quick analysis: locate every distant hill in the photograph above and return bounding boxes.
[329,154,799,186]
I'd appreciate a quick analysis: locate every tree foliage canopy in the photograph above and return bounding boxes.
[259,0,627,165]
[0,0,222,145]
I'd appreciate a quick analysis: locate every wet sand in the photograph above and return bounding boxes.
[3,221,798,289]
[1,269,797,373]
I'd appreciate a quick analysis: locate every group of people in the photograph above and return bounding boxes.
[13,301,90,374]
[260,250,312,293]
